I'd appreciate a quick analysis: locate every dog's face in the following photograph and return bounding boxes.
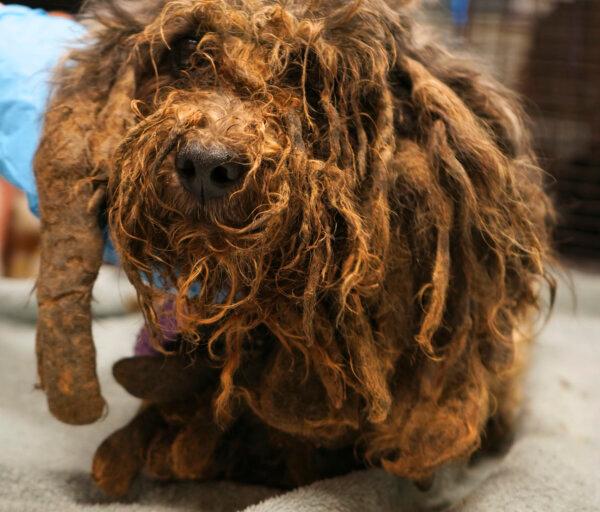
[126,4,317,223]
[109,0,402,346]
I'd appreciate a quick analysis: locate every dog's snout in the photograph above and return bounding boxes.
[175,143,245,201]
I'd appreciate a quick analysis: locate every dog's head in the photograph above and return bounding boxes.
[107,0,409,348]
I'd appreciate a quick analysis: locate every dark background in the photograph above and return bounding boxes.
[10,1,82,13]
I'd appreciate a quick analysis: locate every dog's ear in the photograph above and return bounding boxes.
[391,54,553,363]
[364,52,554,476]
[35,43,137,425]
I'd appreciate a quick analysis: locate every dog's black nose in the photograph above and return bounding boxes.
[175,143,245,201]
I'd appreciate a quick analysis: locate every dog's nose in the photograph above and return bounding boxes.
[175,143,245,201]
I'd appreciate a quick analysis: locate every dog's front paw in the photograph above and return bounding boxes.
[93,353,226,496]
[92,406,165,497]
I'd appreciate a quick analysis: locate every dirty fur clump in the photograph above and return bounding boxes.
[34,0,555,496]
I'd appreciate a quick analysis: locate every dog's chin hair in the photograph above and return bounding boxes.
[178,195,256,229]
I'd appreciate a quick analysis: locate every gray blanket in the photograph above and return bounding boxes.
[1,269,599,511]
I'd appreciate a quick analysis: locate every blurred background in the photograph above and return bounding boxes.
[420,0,600,264]
[1,0,599,282]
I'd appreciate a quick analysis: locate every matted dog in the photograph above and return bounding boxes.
[33,0,555,497]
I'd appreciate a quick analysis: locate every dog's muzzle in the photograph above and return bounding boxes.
[175,141,246,202]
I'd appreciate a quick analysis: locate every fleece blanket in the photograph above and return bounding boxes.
[0,267,599,512]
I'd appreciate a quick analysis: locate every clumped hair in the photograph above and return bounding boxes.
[34,0,555,492]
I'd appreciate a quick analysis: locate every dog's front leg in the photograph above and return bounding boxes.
[34,62,136,425]
[34,100,107,425]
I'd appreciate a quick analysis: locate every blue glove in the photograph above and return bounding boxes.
[0,5,117,263]
[450,0,471,27]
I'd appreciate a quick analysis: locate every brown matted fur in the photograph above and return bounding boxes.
[33,0,555,496]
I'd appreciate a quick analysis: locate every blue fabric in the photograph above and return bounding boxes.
[0,5,118,263]
[450,0,471,26]
[0,5,85,214]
